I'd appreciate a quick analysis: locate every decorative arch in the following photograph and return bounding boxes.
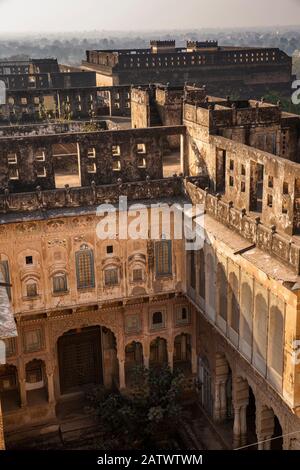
[228,272,240,334]
[173,333,192,374]
[268,305,284,377]
[0,363,20,412]
[149,337,168,368]
[125,341,144,387]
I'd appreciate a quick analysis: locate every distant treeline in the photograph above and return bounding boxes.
[0,29,300,66]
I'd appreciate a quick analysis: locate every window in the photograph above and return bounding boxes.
[53,274,67,294]
[155,240,172,276]
[112,159,121,171]
[24,329,43,353]
[26,256,33,265]
[229,159,234,170]
[268,176,274,188]
[7,153,17,164]
[35,150,45,162]
[133,268,143,282]
[88,148,96,158]
[112,145,121,156]
[76,246,95,289]
[21,97,27,105]
[229,176,234,187]
[87,162,96,173]
[283,182,289,195]
[241,181,246,192]
[26,282,38,298]
[4,338,16,357]
[26,361,43,384]
[106,245,113,254]
[152,311,163,327]
[241,164,246,176]
[175,306,190,325]
[137,156,146,168]
[267,194,273,207]
[137,143,146,154]
[104,267,118,286]
[37,167,47,178]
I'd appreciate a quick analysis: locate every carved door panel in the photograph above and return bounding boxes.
[58,327,102,394]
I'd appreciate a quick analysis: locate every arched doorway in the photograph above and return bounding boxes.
[125,341,143,387]
[0,364,20,412]
[271,415,283,450]
[173,334,192,375]
[149,338,168,368]
[246,387,257,449]
[25,359,47,406]
[58,326,106,395]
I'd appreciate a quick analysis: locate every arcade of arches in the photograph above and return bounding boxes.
[0,304,195,436]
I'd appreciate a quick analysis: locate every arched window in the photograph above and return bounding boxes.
[104,267,118,287]
[269,306,284,376]
[206,253,215,310]
[241,283,252,345]
[254,293,268,360]
[75,245,95,289]
[229,272,239,333]
[155,240,172,276]
[153,311,163,325]
[53,273,68,293]
[217,263,227,321]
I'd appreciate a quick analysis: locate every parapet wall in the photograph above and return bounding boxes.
[185,180,300,274]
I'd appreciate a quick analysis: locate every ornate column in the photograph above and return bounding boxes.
[219,381,227,421]
[213,381,221,422]
[46,369,55,404]
[118,357,126,390]
[257,434,265,450]
[256,402,275,451]
[240,405,248,446]
[19,378,27,408]
[263,437,272,450]
[167,341,174,372]
[144,355,150,369]
[233,405,241,449]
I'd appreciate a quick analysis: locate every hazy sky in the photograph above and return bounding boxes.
[0,0,299,32]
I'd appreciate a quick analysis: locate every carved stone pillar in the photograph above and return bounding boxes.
[240,405,248,446]
[219,381,227,421]
[168,345,174,372]
[256,402,275,451]
[47,372,55,404]
[257,434,265,450]
[233,405,241,449]
[144,355,150,369]
[19,378,27,408]
[263,437,272,450]
[213,381,221,422]
[118,358,126,390]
